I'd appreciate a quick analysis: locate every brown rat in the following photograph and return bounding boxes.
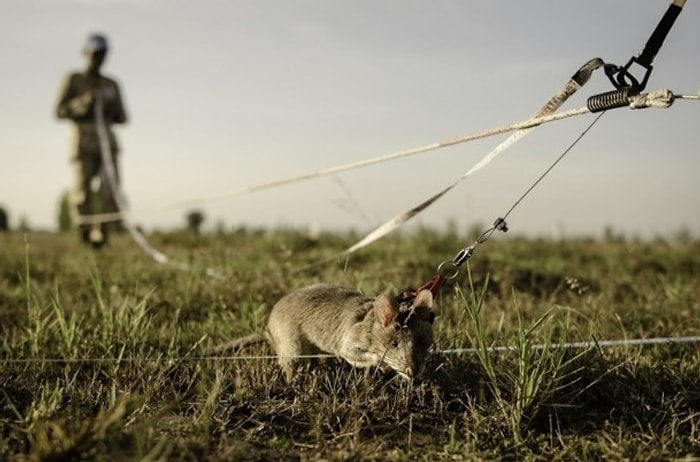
[213,283,435,380]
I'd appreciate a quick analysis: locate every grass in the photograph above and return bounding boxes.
[0,227,699,461]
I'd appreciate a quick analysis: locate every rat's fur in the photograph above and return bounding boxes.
[214,283,435,380]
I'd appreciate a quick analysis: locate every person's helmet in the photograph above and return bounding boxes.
[83,33,109,54]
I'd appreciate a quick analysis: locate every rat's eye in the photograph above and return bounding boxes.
[390,339,400,348]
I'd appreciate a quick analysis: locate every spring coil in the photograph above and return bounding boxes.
[587,88,635,113]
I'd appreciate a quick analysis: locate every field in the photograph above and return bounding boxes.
[1,228,699,461]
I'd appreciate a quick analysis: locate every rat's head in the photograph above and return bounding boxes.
[372,289,435,379]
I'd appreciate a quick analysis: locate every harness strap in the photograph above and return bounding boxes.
[397,274,447,305]
[604,0,685,92]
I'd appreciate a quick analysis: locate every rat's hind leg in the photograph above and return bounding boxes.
[267,329,309,381]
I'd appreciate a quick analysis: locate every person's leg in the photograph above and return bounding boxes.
[70,156,99,244]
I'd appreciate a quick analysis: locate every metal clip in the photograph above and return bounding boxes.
[603,0,685,93]
[452,246,474,267]
[493,217,508,233]
[604,60,649,93]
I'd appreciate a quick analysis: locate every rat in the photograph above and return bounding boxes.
[212,283,435,381]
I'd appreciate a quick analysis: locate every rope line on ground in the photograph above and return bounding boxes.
[3,335,698,364]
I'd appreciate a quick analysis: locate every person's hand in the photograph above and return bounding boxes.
[79,90,96,108]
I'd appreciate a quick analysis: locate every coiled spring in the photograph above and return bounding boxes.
[587,88,635,113]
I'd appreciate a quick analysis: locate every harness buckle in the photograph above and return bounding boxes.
[604,59,649,94]
[604,0,686,93]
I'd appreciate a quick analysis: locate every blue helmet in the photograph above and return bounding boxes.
[83,33,109,54]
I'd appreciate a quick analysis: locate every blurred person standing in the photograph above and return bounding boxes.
[56,33,128,248]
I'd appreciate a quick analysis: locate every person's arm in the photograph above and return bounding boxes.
[112,82,128,124]
[56,74,94,121]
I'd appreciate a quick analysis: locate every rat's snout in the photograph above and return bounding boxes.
[382,355,417,379]
[397,361,423,380]
[394,366,414,380]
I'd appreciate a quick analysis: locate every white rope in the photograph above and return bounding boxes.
[77,106,591,226]
[342,86,686,255]
[343,58,606,254]
[3,335,698,364]
[94,95,223,278]
[87,84,693,275]
[344,89,685,257]
[79,88,694,228]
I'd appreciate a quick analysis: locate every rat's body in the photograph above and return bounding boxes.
[269,283,435,380]
[215,283,435,380]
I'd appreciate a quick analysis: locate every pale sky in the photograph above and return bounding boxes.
[1,0,698,239]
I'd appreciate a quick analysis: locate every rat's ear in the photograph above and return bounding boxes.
[411,289,434,309]
[375,294,399,327]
